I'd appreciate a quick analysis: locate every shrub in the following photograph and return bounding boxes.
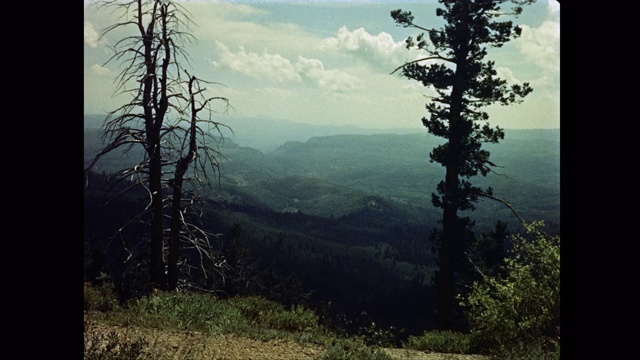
[328,312,404,347]
[84,281,119,312]
[403,330,471,354]
[460,221,560,357]
[233,296,320,332]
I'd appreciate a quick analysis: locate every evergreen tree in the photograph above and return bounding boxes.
[391,0,534,330]
[473,220,509,278]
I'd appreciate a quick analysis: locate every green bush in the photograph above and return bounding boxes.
[269,303,320,332]
[321,338,392,360]
[403,330,471,354]
[84,281,119,312]
[232,296,320,332]
[460,221,560,358]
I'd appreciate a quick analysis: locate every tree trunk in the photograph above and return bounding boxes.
[167,175,184,290]
[438,65,465,330]
[149,148,166,290]
[141,11,165,289]
[167,76,200,290]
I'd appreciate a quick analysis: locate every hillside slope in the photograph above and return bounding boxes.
[85,314,488,360]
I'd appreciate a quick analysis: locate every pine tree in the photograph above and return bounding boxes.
[391,0,534,330]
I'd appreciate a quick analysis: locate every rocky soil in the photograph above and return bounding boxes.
[84,318,488,360]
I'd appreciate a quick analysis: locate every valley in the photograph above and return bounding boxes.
[84,115,560,336]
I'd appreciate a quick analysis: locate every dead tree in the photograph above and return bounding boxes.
[85,0,231,292]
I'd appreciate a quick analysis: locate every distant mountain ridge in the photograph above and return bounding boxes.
[84,114,424,153]
[84,115,559,231]
[85,114,558,154]
[216,130,558,228]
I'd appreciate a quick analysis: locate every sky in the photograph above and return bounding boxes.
[84,0,560,131]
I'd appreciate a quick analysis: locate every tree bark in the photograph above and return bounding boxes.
[141,3,166,290]
[167,76,200,290]
[438,58,466,330]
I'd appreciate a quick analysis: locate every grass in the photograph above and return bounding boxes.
[84,282,392,360]
[403,330,471,354]
[321,338,392,360]
[85,284,330,344]
[84,282,556,360]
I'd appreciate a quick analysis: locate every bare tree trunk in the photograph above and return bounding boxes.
[167,76,199,290]
[167,175,185,290]
[139,1,166,291]
[149,152,166,290]
[88,0,230,294]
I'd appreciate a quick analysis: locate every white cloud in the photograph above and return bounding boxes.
[296,56,363,92]
[496,67,521,84]
[187,1,269,19]
[295,56,324,74]
[547,0,560,18]
[212,42,361,92]
[186,3,314,59]
[90,64,112,77]
[84,21,100,48]
[323,26,419,68]
[211,42,301,83]
[516,21,559,77]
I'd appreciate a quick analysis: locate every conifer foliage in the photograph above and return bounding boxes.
[391,0,535,330]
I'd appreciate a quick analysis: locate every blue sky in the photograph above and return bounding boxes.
[84,0,559,130]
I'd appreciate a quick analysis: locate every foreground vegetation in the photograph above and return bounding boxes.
[85,284,396,360]
[84,283,481,360]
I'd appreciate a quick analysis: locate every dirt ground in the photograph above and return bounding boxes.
[84,319,488,360]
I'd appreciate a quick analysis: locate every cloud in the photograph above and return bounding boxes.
[323,26,417,68]
[211,41,301,83]
[212,42,361,92]
[186,2,311,58]
[516,21,559,77]
[186,1,269,19]
[496,67,521,84]
[90,64,112,77]
[296,56,362,92]
[84,21,100,48]
[547,0,560,18]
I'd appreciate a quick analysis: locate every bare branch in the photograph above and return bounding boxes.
[476,191,525,225]
[464,251,490,279]
[390,55,455,75]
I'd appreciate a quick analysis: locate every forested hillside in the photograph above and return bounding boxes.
[85,117,559,231]
[84,116,559,337]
